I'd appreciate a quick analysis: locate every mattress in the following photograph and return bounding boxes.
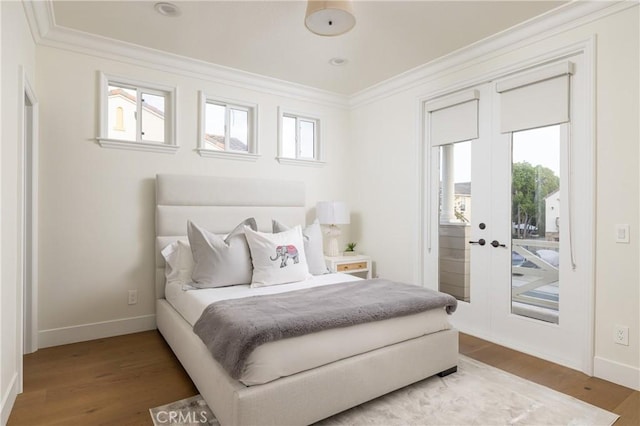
[165,273,452,385]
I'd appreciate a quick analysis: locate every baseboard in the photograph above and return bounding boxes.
[1,373,19,425]
[38,314,156,348]
[594,356,640,390]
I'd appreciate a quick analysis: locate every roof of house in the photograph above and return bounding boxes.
[204,134,247,152]
[108,89,165,118]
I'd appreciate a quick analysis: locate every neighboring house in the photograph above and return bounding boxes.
[438,181,471,223]
[204,134,248,152]
[545,189,560,240]
[108,88,165,142]
[454,182,471,222]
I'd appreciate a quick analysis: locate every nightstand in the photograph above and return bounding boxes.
[325,254,372,279]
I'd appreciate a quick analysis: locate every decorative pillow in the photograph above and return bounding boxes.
[244,225,311,288]
[272,219,328,275]
[161,239,194,288]
[187,218,257,288]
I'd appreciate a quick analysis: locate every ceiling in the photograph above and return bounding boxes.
[51,1,568,95]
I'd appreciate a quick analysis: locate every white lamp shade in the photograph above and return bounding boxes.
[316,201,350,225]
[305,1,356,36]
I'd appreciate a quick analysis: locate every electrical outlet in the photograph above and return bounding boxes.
[613,325,629,346]
[128,290,138,305]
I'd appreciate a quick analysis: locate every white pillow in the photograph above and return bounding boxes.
[188,218,257,288]
[161,240,194,289]
[272,219,328,275]
[244,225,311,288]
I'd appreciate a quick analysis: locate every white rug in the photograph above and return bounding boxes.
[150,356,618,426]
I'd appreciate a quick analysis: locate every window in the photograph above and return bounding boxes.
[425,90,479,303]
[197,92,258,161]
[98,73,177,153]
[277,108,323,166]
[114,107,124,131]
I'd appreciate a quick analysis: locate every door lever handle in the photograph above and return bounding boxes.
[491,240,506,248]
[469,239,486,246]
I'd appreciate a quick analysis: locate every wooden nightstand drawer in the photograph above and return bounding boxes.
[337,262,367,272]
[325,255,372,279]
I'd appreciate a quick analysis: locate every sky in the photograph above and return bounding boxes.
[448,124,561,183]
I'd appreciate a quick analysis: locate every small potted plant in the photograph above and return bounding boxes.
[344,242,357,256]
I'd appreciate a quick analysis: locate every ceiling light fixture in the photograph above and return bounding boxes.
[154,2,181,17]
[305,1,356,37]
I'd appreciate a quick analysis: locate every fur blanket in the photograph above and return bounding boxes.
[193,279,457,380]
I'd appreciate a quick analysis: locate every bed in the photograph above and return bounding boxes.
[155,174,459,426]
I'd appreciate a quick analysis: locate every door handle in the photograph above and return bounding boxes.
[490,240,506,248]
[469,239,486,246]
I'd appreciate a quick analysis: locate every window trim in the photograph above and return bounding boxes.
[97,72,177,154]
[277,107,324,166]
[197,91,259,161]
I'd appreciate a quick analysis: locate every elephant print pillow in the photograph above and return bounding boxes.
[244,225,311,288]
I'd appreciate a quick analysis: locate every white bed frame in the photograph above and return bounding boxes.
[155,174,458,426]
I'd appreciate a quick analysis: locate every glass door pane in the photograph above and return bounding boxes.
[204,103,226,150]
[229,108,249,152]
[141,92,165,142]
[438,140,472,302]
[299,120,315,159]
[511,125,561,323]
[281,116,296,158]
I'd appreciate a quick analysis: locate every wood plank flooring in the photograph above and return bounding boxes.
[8,331,197,425]
[8,331,639,425]
[459,334,639,425]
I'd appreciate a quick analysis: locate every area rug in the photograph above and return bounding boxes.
[150,356,618,425]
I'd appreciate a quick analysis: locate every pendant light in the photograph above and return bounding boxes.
[305,1,356,37]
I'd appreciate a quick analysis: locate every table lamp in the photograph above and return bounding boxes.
[316,201,350,257]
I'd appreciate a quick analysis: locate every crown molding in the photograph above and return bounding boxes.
[21,0,637,111]
[22,0,54,43]
[349,0,638,108]
[22,0,349,110]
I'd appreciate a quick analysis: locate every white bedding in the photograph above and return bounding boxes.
[165,273,452,385]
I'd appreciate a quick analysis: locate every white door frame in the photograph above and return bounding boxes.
[19,66,39,366]
[417,38,595,374]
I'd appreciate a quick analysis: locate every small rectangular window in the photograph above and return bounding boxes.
[204,103,226,151]
[282,116,297,158]
[299,119,315,159]
[141,91,166,143]
[198,92,258,161]
[278,108,323,166]
[99,73,176,154]
[229,108,249,152]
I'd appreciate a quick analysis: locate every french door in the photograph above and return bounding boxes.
[427,53,593,372]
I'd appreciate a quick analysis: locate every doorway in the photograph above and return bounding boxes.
[22,73,38,355]
[424,54,594,373]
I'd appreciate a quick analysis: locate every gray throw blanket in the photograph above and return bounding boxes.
[193,279,457,380]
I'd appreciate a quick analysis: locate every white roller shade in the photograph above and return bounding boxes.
[426,90,479,146]
[497,61,574,133]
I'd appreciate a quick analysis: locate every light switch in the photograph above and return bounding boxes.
[615,224,630,243]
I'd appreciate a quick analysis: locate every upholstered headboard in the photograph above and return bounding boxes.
[155,174,305,299]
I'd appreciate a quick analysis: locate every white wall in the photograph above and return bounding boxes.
[350,6,639,388]
[1,1,36,423]
[35,46,352,347]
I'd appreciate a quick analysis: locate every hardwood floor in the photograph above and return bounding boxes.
[459,334,639,426]
[8,331,197,425]
[8,331,639,425]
